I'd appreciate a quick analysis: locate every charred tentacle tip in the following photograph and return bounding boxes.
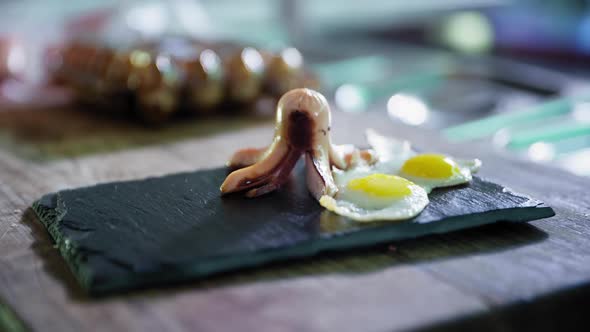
[220,88,354,199]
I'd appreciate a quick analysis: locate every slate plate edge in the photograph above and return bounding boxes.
[32,193,96,291]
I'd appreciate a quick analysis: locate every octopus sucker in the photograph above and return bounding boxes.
[220,88,364,199]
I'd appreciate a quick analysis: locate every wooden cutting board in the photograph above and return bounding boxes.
[1,110,589,332]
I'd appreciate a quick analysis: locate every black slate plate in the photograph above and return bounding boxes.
[32,162,554,295]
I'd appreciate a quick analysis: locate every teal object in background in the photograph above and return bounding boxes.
[443,93,590,175]
[506,122,590,150]
[444,97,577,142]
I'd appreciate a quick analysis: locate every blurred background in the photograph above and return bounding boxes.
[1,0,590,176]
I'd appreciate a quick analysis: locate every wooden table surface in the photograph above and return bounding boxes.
[1,110,589,332]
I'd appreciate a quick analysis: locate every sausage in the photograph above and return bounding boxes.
[179,48,225,113]
[127,50,181,124]
[223,47,265,105]
[50,38,317,123]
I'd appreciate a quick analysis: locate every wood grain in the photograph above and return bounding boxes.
[1,111,589,332]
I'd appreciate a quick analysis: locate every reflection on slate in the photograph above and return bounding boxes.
[33,162,555,295]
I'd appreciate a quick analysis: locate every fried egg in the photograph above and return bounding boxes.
[319,173,428,222]
[319,129,481,222]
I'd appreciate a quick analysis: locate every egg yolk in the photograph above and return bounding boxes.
[401,154,459,179]
[347,174,413,198]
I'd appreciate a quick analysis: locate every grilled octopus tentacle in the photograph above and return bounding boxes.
[220,88,364,199]
[220,137,289,194]
[227,147,268,169]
